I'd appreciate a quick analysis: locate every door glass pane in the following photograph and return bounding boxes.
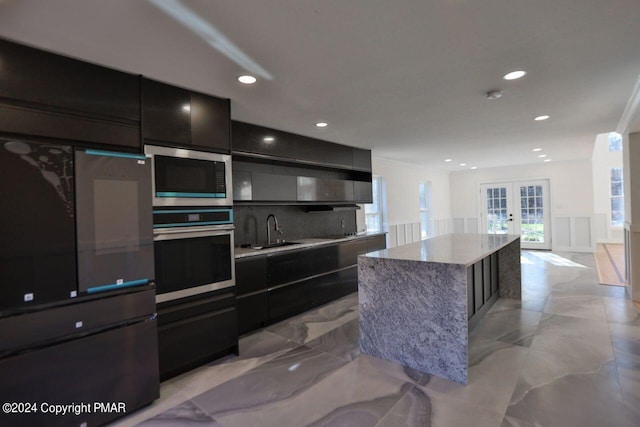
[520,185,544,243]
[486,187,508,234]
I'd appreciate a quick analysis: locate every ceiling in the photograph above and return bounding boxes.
[0,0,639,170]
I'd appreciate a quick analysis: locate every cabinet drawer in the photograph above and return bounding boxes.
[158,306,237,381]
[237,292,268,335]
[0,320,159,427]
[339,239,368,268]
[0,288,155,355]
[267,245,338,286]
[268,270,346,323]
[366,235,387,253]
[157,290,235,326]
[236,256,268,295]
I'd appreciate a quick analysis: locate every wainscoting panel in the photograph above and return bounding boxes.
[552,215,595,252]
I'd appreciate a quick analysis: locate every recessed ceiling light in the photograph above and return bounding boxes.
[534,115,550,121]
[238,75,257,84]
[315,122,328,128]
[544,159,552,162]
[460,163,467,166]
[445,159,452,162]
[182,104,191,112]
[263,136,275,142]
[503,70,527,80]
[471,166,477,170]
[538,154,547,158]
[532,148,542,152]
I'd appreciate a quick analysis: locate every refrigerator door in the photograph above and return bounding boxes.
[0,139,76,312]
[75,149,154,294]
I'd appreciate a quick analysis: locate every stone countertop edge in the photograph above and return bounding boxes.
[234,231,387,259]
[361,233,520,267]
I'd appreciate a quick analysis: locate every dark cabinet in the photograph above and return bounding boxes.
[324,144,353,169]
[267,245,338,286]
[156,289,238,380]
[252,173,298,201]
[236,256,267,295]
[296,177,354,202]
[467,253,500,327]
[190,91,231,153]
[142,78,230,153]
[236,235,386,335]
[339,239,368,268]
[235,256,268,335]
[268,270,346,323]
[232,121,293,158]
[237,292,268,335]
[232,121,370,172]
[353,148,372,171]
[295,137,327,163]
[0,39,140,148]
[0,39,139,120]
[354,181,373,203]
[142,78,191,146]
[231,121,372,204]
[366,235,387,252]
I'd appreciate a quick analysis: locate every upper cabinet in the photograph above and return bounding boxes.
[352,147,372,171]
[232,121,371,172]
[141,79,191,146]
[232,121,373,204]
[0,39,141,149]
[142,78,230,154]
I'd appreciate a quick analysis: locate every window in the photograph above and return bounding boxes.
[365,176,384,232]
[611,167,624,227]
[419,181,432,239]
[608,132,622,152]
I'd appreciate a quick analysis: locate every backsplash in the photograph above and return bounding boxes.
[233,205,357,247]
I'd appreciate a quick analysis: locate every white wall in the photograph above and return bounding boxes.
[449,159,596,252]
[372,157,451,247]
[592,133,624,243]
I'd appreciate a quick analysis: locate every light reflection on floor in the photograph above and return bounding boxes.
[524,251,588,268]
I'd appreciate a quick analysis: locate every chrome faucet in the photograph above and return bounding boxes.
[266,214,283,245]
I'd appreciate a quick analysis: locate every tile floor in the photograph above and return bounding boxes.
[112,251,640,426]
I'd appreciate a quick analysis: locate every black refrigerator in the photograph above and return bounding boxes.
[0,141,159,426]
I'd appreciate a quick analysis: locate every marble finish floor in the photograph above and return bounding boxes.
[112,251,640,427]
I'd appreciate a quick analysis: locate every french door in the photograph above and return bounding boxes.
[480,180,551,250]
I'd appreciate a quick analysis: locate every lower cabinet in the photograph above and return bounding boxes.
[268,270,347,323]
[467,252,499,328]
[235,235,385,335]
[157,289,238,381]
[237,291,269,335]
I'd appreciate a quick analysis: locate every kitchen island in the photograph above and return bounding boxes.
[358,233,520,384]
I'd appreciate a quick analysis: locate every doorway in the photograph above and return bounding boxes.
[480,180,551,250]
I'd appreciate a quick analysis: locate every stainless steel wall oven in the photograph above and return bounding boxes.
[153,208,234,303]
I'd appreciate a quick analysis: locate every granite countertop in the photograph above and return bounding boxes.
[362,233,520,266]
[234,231,387,259]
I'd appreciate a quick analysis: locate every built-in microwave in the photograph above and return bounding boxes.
[144,145,232,207]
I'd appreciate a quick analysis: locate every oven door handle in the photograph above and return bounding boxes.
[153,226,234,240]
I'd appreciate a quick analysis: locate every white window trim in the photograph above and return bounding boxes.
[365,176,384,233]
